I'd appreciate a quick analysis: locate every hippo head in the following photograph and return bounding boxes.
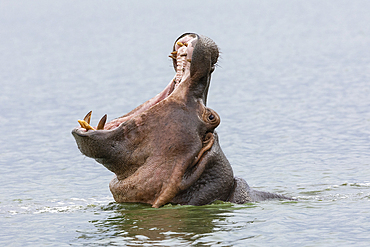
[72,33,234,207]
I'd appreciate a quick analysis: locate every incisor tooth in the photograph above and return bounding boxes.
[171,51,177,55]
[78,120,95,131]
[97,114,107,130]
[168,55,176,59]
[83,111,92,124]
[183,42,188,47]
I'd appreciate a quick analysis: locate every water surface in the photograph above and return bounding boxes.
[1,0,370,246]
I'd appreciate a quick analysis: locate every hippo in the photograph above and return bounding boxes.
[72,33,293,208]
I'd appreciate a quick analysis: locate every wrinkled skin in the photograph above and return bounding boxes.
[72,33,293,208]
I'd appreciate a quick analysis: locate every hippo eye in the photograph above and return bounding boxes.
[203,108,219,126]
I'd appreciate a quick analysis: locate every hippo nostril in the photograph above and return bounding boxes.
[208,114,215,121]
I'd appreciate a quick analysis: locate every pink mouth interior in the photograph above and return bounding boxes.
[100,35,197,131]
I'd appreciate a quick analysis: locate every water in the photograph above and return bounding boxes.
[1,0,370,246]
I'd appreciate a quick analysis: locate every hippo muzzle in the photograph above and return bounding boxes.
[72,33,294,207]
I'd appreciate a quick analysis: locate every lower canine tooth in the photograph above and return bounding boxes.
[83,111,92,124]
[176,41,184,47]
[78,120,95,131]
[97,114,107,130]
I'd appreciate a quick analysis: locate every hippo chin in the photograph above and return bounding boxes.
[72,33,293,208]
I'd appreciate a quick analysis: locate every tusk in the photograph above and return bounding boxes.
[97,114,107,130]
[78,120,95,131]
[176,41,184,47]
[83,111,92,124]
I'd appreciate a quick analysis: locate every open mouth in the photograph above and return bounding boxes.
[75,34,198,133]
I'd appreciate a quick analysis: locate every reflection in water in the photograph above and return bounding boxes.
[80,202,256,245]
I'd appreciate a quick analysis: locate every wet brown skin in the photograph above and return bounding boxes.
[72,33,294,208]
